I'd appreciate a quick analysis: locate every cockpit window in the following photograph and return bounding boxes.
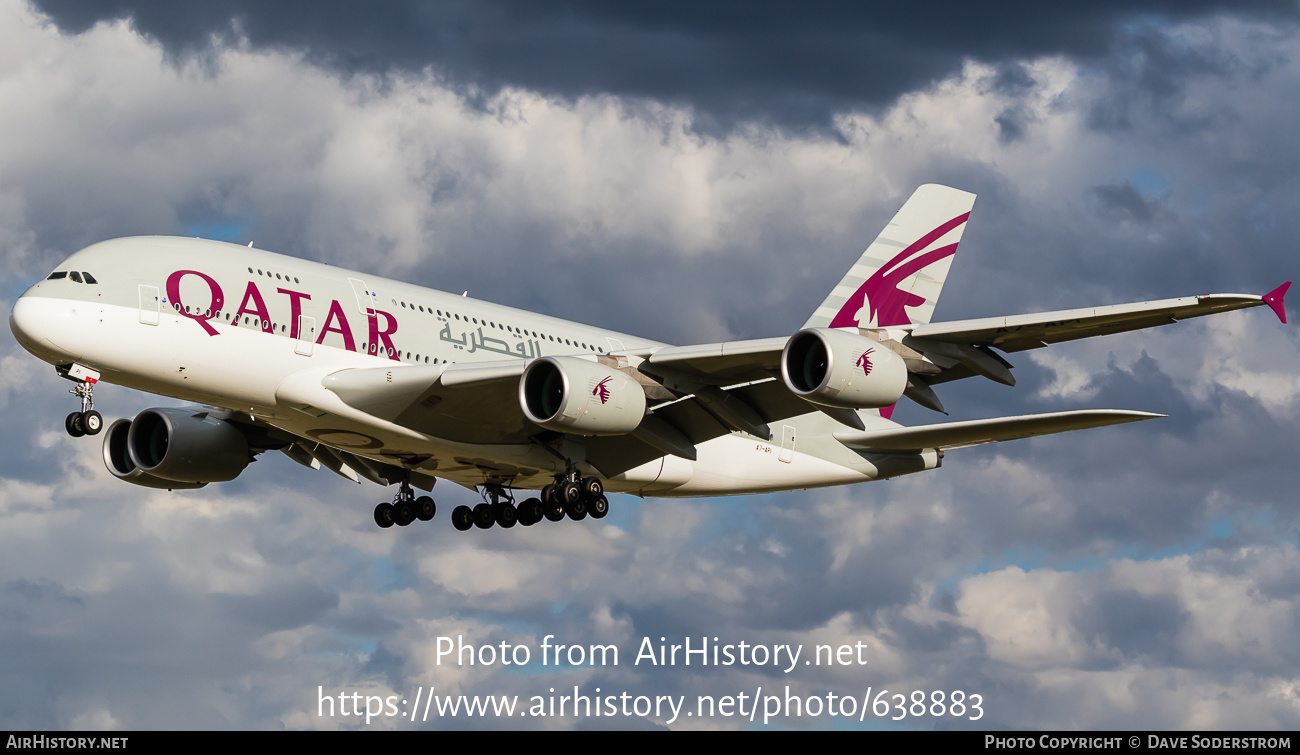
[69,271,83,283]
[82,272,98,284]
[46,271,67,280]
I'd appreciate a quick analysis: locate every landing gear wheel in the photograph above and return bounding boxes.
[394,501,416,526]
[541,484,556,506]
[581,477,603,501]
[589,494,609,519]
[82,410,103,435]
[566,496,587,521]
[473,502,495,529]
[65,412,85,438]
[543,495,566,522]
[374,502,395,529]
[561,481,581,507]
[452,505,474,531]
[496,503,518,528]
[519,498,542,526]
[415,496,436,521]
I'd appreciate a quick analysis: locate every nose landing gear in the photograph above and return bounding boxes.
[59,364,103,437]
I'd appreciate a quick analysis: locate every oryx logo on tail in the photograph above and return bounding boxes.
[593,377,612,404]
[830,212,969,329]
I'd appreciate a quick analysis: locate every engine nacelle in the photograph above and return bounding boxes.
[781,328,908,409]
[102,419,207,489]
[520,356,647,435]
[123,408,251,483]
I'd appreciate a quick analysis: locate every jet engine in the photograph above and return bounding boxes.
[102,419,207,489]
[781,328,908,409]
[102,408,252,486]
[520,356,647,435]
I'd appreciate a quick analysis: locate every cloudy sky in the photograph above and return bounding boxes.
[2,0,1298,730]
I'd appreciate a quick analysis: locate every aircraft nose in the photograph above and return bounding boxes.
[10,293,38,346]
[9,291,52,355]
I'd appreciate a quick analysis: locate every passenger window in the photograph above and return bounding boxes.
[69,271,83,283]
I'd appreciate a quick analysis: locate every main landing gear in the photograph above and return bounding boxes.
[62,365,103,438]
[374,478,436,529]
[451,472,608,532]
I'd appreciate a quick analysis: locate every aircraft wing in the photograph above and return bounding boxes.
[641,337,788,385]
[909,285,1288,354]
[315,348,819,478]
[305,283,1287,477]
[832,409,1162,452]
[322,359,537,445]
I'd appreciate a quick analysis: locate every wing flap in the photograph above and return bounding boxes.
[833,409,1162,452]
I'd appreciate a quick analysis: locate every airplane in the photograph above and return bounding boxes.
[7,185,1290,532]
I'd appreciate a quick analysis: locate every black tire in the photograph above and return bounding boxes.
[520,498,542,526]
[543,496,566,522]
[566,496,587,521]
[589,494,609,519]
[562,481,581,506]
[582,477,603,501]
[65,412,85,438]
[541,484,556,505]
[473,502,495,529]
[452,505,474,531]
[415,496,436,521]
[394,501,416,526]
[496,503,518,528]
[82,410,103,436]
[374,502,395,529]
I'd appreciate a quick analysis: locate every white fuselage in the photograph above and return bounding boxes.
[10,237,910,496]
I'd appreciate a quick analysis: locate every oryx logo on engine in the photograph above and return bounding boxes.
[856,348,875,376]
[593,377,612,404]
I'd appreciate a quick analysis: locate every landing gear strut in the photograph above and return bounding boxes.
[451,468,608,533]
[374,477,435,529]
[453,484,525,531]
[61,364,102,437]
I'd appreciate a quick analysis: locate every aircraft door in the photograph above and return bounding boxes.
[295,315,316,356]
[348,277,377,316]
[138,284,160,325]
[780,424,796,463]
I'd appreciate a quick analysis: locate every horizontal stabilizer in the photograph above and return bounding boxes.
[833,409,1163,452]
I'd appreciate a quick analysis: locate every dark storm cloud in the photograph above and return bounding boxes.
[30,0,1300,129]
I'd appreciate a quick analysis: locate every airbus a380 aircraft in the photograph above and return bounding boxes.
[8,185,1290,532]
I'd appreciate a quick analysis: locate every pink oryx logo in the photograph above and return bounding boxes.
[593,377,612,404]
[856,348,875,376]
[830,212,969,329]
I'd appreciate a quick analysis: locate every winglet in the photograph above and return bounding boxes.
[1263,281,1290,324]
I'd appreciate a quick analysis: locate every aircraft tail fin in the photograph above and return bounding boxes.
[804,184,977,330]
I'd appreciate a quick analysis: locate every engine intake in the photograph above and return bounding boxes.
[781,328,907,409]
[122,408,251,483]
[520,356,647,435]
[102,419,207,489]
